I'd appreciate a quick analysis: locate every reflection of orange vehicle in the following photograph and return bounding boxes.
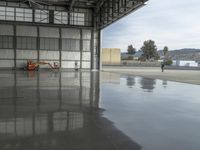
[26,60,59,71]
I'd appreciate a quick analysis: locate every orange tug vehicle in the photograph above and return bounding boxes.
[25,60,59,71]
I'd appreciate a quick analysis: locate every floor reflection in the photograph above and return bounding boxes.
[140,77,156,92]
[103,72,162,92]
[126,76,136,88]
[102,72,200,150]
[0,70,141,150]
[162,80,168,88]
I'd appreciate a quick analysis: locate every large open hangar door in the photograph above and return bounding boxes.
[0,0,147,70]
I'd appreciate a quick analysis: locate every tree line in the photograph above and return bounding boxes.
[127,40,172,65]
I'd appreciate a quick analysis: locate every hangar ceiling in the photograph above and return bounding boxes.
[2,0,101,9]
[0,0,148,29]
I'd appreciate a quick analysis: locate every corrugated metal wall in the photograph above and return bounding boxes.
[0,24,93,69]
[16,26,38,68]
[61,28,81,69]
[0,24,14,68]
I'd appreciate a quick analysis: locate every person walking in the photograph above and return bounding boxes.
[161,62,165,72]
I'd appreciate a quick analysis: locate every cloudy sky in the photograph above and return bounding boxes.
[102,0,200,52]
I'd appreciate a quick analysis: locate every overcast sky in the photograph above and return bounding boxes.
[102,0,200,52]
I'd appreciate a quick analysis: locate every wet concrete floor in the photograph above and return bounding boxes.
[0,70,200,150]
[102,72,200,150]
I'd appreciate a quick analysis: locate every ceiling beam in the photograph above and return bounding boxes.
[95,0,106,13]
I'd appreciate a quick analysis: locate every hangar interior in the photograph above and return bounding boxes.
[0,1,148,149]
[0,0,147,70]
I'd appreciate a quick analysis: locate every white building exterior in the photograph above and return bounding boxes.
[172,60,198,67]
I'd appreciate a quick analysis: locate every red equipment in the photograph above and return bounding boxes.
[26,60,59,71]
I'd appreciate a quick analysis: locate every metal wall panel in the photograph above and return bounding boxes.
[82,62,90,69]
[61,28,80,39]
[16,26,37,37]
[62,39,80,51]
[82,52,91,61]
[0,60,14,68]
[62,61,80,68]
[82,40,91,51]
[61,52,80,60]
[82,30,91,39]
[0,24,14,35]
[39,27,59,38]
[40,51,59,60]
[16,50,37,59]
[0,50,14,59]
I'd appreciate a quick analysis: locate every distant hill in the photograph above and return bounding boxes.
[158,48,200,62]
